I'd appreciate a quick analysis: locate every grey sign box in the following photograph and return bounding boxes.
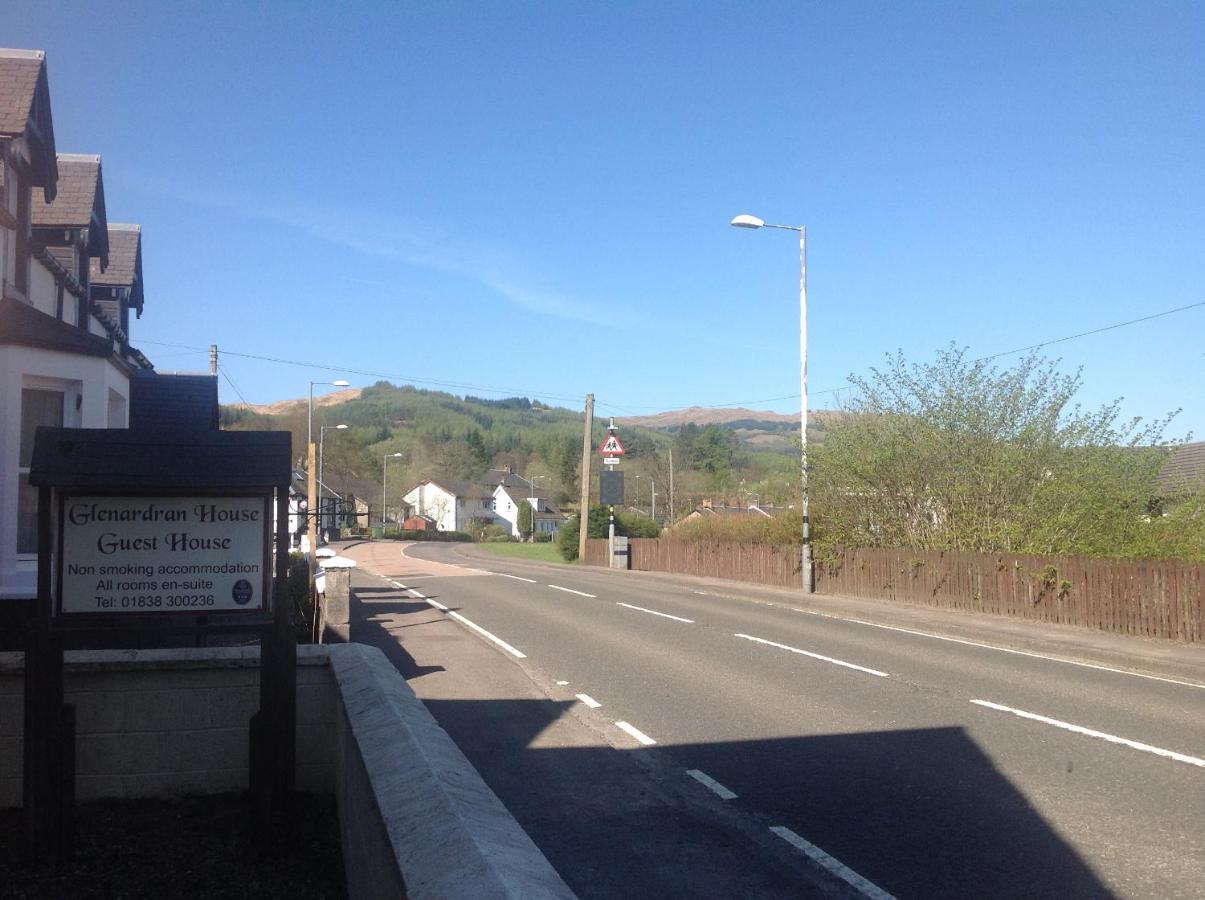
[599,470,624,506]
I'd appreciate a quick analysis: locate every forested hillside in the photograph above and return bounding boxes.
[221,382,801,516]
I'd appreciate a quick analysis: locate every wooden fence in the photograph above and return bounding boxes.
[584,538,1204,643]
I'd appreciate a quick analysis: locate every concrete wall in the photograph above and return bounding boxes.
[0,645,335,806]
[1,642,576,899]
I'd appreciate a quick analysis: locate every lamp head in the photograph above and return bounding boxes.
[730,214,764,229]
[336,424,348,430]
[332,380,350,387]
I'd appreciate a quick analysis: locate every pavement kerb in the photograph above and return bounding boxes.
[328,643,577,900]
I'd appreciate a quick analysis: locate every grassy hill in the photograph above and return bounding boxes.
[221,382,805,516]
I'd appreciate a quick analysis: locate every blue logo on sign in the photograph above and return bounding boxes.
[232,579,254,605]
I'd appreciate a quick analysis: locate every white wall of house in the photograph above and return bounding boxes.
[0,344,130,599]
[402,483,458,532]
[29,257,57,315]
[492,484,525,538]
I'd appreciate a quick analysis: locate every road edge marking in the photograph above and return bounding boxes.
[685,768,737,800]
[770,826,896,899]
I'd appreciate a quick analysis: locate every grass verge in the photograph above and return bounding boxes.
[473,542,567,564]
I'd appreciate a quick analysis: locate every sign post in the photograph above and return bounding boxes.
[25,428,294,857]
[598,421,626,568]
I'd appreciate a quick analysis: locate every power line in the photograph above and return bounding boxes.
[603,299,1205,412]
[137,339,589,405]
[217,364,250,406]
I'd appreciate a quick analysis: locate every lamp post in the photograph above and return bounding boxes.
[382,452,402,528]
[318,424,347,534]
[731,213,812,592]
[517,473,546,540]
[634,473,641,512]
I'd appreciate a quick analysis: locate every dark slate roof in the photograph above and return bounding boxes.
[0,49,57,199]
[29,427,292,489]
[1157,441,1205,496]
[129,373,220,433]
[32,154,108,267]
[90,223,144,314]
[0,296,112,357]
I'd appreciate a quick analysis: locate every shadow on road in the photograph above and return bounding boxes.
[346,577,1112,899]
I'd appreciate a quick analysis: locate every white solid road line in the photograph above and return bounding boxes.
[390,577,527,659]
[549,584,597,598]
[685,769,737,800]
[735,633,890,678]
[788,607,1205,691]
[615,721,657,745]
[770,827,896,900]
[617,602,695,624]
[971,699,1205,768]
[499,573,538,583]
[575,693,602,708]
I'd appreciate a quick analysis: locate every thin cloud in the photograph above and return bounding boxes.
[128,176,632,326]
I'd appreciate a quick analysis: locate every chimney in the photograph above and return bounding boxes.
[503,464,513,474]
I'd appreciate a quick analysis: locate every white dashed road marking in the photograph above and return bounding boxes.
[971,699,1205,768]
[548,584,596,598]
[685,769,737,800]
[617,602,694,624]
[735,633,890,678]
[575,693,602,708]
[499,573,537,583]
[383,575,527,659]
[615,721,657,745]
[770,827,896,899]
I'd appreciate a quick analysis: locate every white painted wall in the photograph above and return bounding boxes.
[0,344,129,599]
[29,257,57,316]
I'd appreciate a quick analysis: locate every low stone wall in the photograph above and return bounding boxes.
[0,643,576,899]
[0,645,334,806]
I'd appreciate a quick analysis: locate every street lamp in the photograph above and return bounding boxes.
[318,424,348,534]
[382,452,403,527]
[731,213,812,592]
[517,473,546,540]
[634,473,641,511]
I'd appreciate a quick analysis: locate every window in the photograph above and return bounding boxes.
[17,388,64,553]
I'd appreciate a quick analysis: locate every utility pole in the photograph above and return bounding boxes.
[577,394,594,562]
[668,448,674,524]
[209,344,217,376]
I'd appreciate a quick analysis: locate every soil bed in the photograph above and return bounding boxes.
[0,792,345,899]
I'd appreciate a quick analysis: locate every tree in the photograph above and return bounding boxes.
[810,345,1186,557]
[517,499,534,540]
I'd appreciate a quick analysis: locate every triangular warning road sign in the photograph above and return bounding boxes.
[599,433,626,456]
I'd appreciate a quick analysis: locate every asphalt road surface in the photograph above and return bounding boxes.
[341,540,1205,900]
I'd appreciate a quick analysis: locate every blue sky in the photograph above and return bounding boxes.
[10,1,1204,436]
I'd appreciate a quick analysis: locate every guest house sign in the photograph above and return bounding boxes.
[57,494,270,615]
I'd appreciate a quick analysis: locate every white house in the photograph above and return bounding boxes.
[492,482,569,539]
[402,479,497,533]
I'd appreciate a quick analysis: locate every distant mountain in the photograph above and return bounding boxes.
[230,387,364,416]
[620,406,845,432]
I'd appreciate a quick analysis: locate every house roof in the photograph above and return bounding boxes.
[1157,441,1205,496]
[0,49,57,199]
[419,478,494,500]
[32,154,108,266]
[0,296,113,358]
[90,223,144,314]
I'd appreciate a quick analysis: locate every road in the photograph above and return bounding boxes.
[340,540,1205,899]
